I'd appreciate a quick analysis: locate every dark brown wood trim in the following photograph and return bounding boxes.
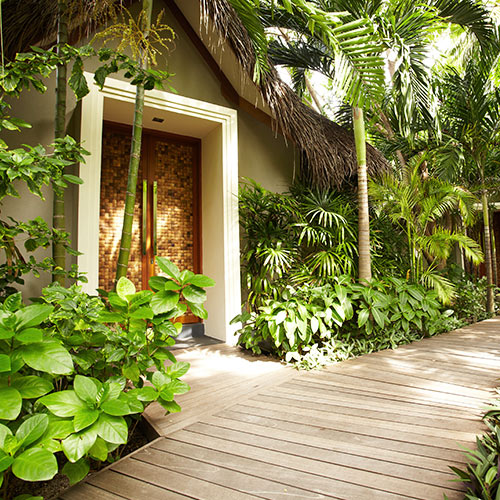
[102,121,203,324]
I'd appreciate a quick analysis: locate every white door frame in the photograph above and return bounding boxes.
[78,74,241,344]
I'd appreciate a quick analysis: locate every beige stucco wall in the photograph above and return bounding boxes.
[1,0,296,299]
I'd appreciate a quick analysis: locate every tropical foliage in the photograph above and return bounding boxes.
[0,257,213,499]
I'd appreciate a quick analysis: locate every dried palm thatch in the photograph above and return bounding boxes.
[2,0,387,187]
[1,0,120,59]
[201,0,388,188]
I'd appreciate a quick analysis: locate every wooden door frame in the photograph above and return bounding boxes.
[101,120,202,295]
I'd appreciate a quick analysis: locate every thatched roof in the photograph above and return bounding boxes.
[2,0,388,188]
[200,0,388,188]
[2,0,119,59]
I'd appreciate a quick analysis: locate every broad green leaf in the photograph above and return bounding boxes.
[0,327,14,340]
[132,386,158,402]
[0,449,13,472]
[44,416,74,440]
[63,174,84,185]
[16,328,43,344]
[164,281,182,291]
[116,277,136,302]
[74,375,98,404]
[167,362,190,379]
[181,285,206,304]
[101,399,132,416]
[152,371,171,389]
[275,310,287,325]
[0,354,10,373]
[61,427,98,463]
[88,437,108,461]
[37,438,62,454]
[310,316,319,334]
[122,363,140,383]
[130,307,154,320]
[100,382,122,403]
[97,311,124,323]
[160,388,174,401]
[4,293,22,312]
[16,414,49,447]
[156,257,180,280]
[358,308,370,328]
[21,341,73,374]
[11,376,53,399]
[68,57,90,100]
[12,448,57,481]
[371,308,386,329]
[62,457,90,485]
[0,387,22,420]
[15,304,53,330]
[151,290,179,315]
[0,423,13,448]
[73,409,99,432]
[158,399,181,413]
[118,393,143,413]
[38,390,87,417]
[149,276,168,291]
[188,275,215,287]
[165,380,190,395]
[94,413,128,444]
[187,302,208,320]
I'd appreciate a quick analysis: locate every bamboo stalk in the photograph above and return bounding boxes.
[114,0,153,285]
[52,0,68,285]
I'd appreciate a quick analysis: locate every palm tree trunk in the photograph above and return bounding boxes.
[353,106,371,282]
[481,190,495,313]
[491,210,498,286]
[52,0,68,285]
[114,0,153,284]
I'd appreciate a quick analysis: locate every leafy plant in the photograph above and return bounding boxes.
[0,257,213,499]
[370,161,483,302]
[234,276,451,367]
[450,392,500,499]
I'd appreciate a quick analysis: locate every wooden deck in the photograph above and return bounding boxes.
[61,318,500,500]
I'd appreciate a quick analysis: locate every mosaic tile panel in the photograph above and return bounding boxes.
[153,139,196,276]
[99,129,144,292]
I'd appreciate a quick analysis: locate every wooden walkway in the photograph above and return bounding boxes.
[61,318,500,500]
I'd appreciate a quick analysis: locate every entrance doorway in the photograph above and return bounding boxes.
[99,122,202,323]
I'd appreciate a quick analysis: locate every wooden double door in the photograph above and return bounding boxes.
[99,122,202,323]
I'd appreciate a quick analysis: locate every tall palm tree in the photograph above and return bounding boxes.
[229,0,386,282]
[228,0,492,283]
[370,159,483,302]
[434,49,500,312]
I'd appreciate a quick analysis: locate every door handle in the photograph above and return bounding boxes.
[153,180,158,256]
[142,179,147,255]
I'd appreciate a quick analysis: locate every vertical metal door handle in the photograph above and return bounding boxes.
[142,179,147,255]
[153,180,158,256]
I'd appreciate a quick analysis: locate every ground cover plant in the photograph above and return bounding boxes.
[449,392,500,499]
[0,257,213,499]
[235,179,493,369]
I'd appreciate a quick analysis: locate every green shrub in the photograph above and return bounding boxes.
[452,275,492,323]
[233,276,455,367]
[0,257,214,499]
[450,397,500,499]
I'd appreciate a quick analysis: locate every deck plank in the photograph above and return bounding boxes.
[61,317,500,499]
